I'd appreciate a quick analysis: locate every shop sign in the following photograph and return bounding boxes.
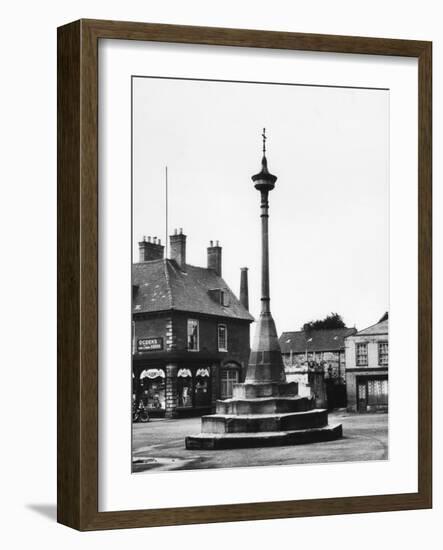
[138,337,163,352]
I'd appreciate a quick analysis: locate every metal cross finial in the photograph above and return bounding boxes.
[262,128,267,154]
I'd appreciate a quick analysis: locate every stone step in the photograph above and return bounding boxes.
[216,396,315,415]
[185,423,343,450]
[232,381,299,399]
[201,409,328,434]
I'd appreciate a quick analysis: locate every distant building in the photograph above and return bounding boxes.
[345,313,389,413]
[132,229,253,417]
[279,327,357,409]
[279,327,357,381]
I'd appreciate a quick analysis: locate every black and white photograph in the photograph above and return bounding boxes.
[1,0,436,542]
[131,75,389,472]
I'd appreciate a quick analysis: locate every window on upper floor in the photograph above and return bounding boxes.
[356,343,368,366]
[187,319,199,351]
[218,324,228,351]
[378,341,389,365]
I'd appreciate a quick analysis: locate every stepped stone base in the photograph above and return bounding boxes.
[186,423,343,450]
[185,379,343,451]
[202,409,328,433]
[232,381,299,399]
[216,395,314,415]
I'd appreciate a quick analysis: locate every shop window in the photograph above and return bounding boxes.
[220,366,240,399]
[356,343,368,366]
[367,378,388,408]
[378,341,389,365]
[139,368,166,410]
[218,324,227,351]
[187,319,199,351]
[194,367,211,408]
[177,368,193,407]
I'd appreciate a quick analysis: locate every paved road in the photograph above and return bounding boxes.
[132,411,388,473]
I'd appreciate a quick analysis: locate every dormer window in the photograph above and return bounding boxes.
[208,288,230,306]
[220,290,229,307]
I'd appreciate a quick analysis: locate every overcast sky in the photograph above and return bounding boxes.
[132,76,389,334]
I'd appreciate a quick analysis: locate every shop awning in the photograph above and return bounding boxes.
[140,368,165,380]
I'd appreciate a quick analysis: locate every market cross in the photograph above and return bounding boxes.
[186,132,343,450]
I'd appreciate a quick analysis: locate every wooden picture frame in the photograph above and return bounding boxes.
[57,19,432,530]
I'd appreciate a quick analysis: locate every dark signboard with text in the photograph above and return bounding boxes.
[137,337,163,352]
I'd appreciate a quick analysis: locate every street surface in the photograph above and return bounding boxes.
[132,411,388,473]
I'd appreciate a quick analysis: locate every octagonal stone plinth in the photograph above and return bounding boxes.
[185,423,343,450]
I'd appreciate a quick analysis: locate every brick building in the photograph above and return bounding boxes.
[345,313,389,413]
[132,229,254,417]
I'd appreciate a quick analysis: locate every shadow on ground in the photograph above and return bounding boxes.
[26,504,57,522]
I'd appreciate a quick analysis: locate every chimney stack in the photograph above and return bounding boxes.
[207,240,222,277]
[138,236,164,262]
[240,267,249,310]
[170,228,186,269]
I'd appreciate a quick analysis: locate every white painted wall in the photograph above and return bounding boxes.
[346,333,389,370]
[1,0,441,548]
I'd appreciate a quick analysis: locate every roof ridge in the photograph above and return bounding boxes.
[132,259,254,321]
[357,319,388,335]
[281,327,353,336]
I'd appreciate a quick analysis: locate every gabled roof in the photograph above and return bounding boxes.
[279,327,357,354]
[355,318,389,336]
[132,259,254,322]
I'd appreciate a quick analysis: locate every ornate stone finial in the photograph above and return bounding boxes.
[252,128,277,188]
[262,127,267,155]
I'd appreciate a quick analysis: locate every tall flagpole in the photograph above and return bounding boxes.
[165,166,168,259]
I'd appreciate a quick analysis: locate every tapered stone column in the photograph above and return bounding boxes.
[246,131,286,384]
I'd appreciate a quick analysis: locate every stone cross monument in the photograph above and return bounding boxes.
[246,129,286,384]
[186,131,342,450]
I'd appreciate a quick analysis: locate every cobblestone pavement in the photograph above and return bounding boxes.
[132,411,388,473]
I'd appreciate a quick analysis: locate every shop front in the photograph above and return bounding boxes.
[133,355,248,418]
[356,375,388,413]
[176,366,212,415]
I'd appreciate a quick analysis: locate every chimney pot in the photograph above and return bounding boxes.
[138,235,164,262]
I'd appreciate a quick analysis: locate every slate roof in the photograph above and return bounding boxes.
[132,259,254,321]
[355,318,389,336]
[279,327,357,354]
